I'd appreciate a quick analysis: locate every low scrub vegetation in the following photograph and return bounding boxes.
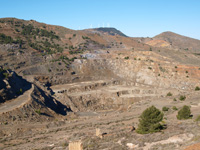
[0,33,23,44]
[179,95,186,101]
[124,56,129,60]
[195,86,200,91]
[162,106,169,111]
[166,92,172,96]
[172,106,178,111]
[177,105,192,120]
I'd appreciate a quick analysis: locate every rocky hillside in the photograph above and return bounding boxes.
[135,31,200,52]
[0,18,150,76]
[154,32,200,51]
[88,27,128,37]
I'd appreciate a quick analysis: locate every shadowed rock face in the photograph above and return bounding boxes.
[0,68,72,122]
[0,68,31,103]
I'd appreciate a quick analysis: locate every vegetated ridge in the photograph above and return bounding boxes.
[92,27,128,37]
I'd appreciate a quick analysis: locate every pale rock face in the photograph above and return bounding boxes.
[126,143,139,149]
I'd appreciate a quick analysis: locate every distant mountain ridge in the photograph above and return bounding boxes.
[1,17,200,54]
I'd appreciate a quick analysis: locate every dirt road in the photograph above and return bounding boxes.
[0,84,33,114]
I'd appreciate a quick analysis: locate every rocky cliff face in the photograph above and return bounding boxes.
[71,50,200,90]
[0,67,31,103]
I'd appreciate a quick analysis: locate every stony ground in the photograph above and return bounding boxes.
[1,48,200,150]
[1,83,200,150]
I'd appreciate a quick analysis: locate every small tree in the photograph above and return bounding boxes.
[136,106,164,134]
[177,105,191,120]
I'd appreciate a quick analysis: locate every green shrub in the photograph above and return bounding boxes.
[162,107,169,111]
[166,92,172,96]
[177,105,191,120]
[124,56,129,59]
[173,98,177,101]
[179,95,186,101]
[136,106,164,134]
[16,88,23,95]
[19,88,23,94]
[35,109,41,115]
[82,36,90,40]
[172,106,178,111]
[195,86,200,91]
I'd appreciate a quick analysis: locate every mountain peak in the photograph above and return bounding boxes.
[153,31,200,51]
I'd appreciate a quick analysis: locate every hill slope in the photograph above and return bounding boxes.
[154,31,200,51]
[0,18,150,75]
[91,27,128,37]
[135,31,200,52]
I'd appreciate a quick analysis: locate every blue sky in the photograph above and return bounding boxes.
[1,0,200,39]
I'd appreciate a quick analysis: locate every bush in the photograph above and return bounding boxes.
[16,88,23,95]
[172,106,178,111]
[177,105,192,120]
[162,106,169,111]
[124,56,129,60]
[35,109,41,115]
[195,86,200,91]
[136,106,164,134]
[166,92,172,96]
[19,88,23,94]
[179,95,186,101]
